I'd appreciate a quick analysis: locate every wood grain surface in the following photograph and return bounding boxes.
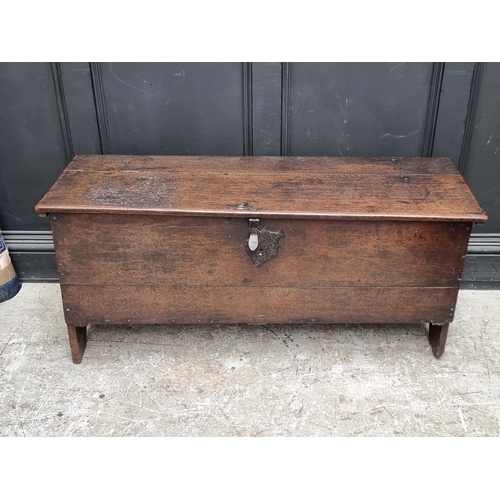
[62,284,458,325]
[36,155,488,222]
[64,155,461,174]
[52,214,471,288]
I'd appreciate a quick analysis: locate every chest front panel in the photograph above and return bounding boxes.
[51,213,469,325]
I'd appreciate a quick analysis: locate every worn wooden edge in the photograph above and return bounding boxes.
[67,154,460,170]
[62,284,460,290]
[35,206,488,223]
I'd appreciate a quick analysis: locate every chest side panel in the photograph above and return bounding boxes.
[51,214,471,288]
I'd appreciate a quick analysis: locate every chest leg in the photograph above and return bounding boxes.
[67,325,87,364]
[429,323,449,359]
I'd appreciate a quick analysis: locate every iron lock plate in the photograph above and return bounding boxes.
[244,218,285,268]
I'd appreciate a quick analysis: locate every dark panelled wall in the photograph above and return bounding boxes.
[94,63,247,155]
[286,63,433,156]
[1,62,499,288]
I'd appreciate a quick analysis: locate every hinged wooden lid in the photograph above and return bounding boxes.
[35,155,488,222]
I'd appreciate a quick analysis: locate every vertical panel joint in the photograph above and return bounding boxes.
[89,62,111,154]
[242,62,254,156]
[422,62,445,157]
[458,62,484,176]
[280,62,291,156]
[51,62,74,162]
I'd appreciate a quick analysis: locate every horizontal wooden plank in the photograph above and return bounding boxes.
[53,214,470,288]
[61,285,458,325]
[37,163,487,222]
[65,155,461,175]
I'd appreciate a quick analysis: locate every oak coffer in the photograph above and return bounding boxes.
[35,155,487,363]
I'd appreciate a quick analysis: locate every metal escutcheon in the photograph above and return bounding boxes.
[244,218,285,268]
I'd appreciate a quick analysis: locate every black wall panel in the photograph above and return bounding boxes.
[432,62,475,163]
[0,63,68,230]
[1,62,499,286]
[463,63,500,233]
[285,63,433,156]
[60,62,101,155]
[252,62,282,156]
[94,62,246,155]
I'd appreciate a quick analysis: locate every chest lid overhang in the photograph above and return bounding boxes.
[35,155,488,223]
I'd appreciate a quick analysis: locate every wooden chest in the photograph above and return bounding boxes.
[35,155,487,363]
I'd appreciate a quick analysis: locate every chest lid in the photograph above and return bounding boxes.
[35,155,487,222]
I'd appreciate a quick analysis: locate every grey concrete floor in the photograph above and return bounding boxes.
[0,284,499,436]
